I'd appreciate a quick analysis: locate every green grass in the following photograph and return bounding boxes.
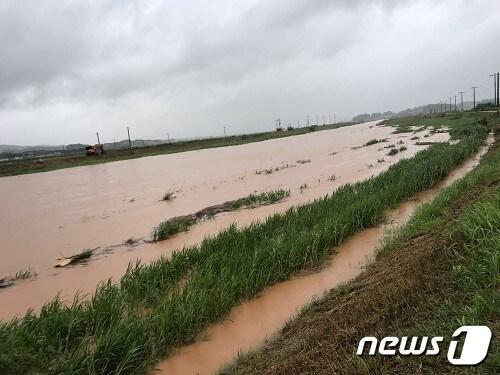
[381,112,491,140]
[364,138,387,147]
[361,139,500,373]
[13,269,36,280]
[222,133,500,374]
[228,189,290,210]
[153,189,290,241]
[387,148,399,156]
[0,115,492,374]
[0,122,356,178]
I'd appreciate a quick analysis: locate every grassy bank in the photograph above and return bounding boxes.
[0,122,356,178]
[222,127,500,374]
[381,112,489,139]
[0,114,491,374]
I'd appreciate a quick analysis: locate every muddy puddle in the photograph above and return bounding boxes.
[0,121,450,320]
[150,135,493,375]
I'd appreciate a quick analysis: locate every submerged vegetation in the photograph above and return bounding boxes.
[255,163,295,175]
[0,113,494,375]
[153,189,290,241]
[387,148,399,156]
[14,269,37,280]
[161,191,176,201]
[54,249,94,268]
[364,138,388,147]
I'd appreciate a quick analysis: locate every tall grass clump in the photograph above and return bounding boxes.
[229,189,290,209]
[153,189,290,240]
[0,125,490,374]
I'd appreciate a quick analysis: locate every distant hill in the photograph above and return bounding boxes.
[0,144,65,153]
[352,98,496,122]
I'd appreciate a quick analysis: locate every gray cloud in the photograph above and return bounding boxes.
[1,0,499,144]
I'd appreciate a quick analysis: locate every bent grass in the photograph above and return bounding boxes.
[153,189,290,241]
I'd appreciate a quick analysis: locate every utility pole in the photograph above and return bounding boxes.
[96,132,101,146]
[497,72,499,107]
[449,97,452,112]
[440,101,443,113]
[454,95,457,112]
[297,119,300,128]
[127,126,132,152]
[113,138,117,151]
[334,113,336,124]
[459,91,464,111]
[472,87,479,110]
[329,114,332,125]
[316,115,319,126]
[491,74,497,106]
[223,126,227,137]
[322,115,325,126]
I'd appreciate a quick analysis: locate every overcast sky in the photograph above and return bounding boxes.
[1,0,499,145]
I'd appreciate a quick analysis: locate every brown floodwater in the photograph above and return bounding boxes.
[151,135,493,375]
[0,122,449,320]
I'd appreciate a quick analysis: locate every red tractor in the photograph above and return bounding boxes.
[85,144,104,156]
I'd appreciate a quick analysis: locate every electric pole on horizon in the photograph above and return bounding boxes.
[454,95,457,112]
[472,86,479,110]
[491,73,497,106]
[127,126,132,152]
[449,97,452,112]
[497,72,499,107]
[459,91,465,111]
[223,126,227,137]
[96,132,101,147]
[306,115,310,127]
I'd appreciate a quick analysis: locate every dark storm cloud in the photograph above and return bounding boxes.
[1,0,499,144]
[0,0,411,106]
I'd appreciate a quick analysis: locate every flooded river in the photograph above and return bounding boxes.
[0,121,448,319]
[152,135,493,375]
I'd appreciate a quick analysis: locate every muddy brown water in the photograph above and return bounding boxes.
[0,121,450,320]
[151,136,493,375]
